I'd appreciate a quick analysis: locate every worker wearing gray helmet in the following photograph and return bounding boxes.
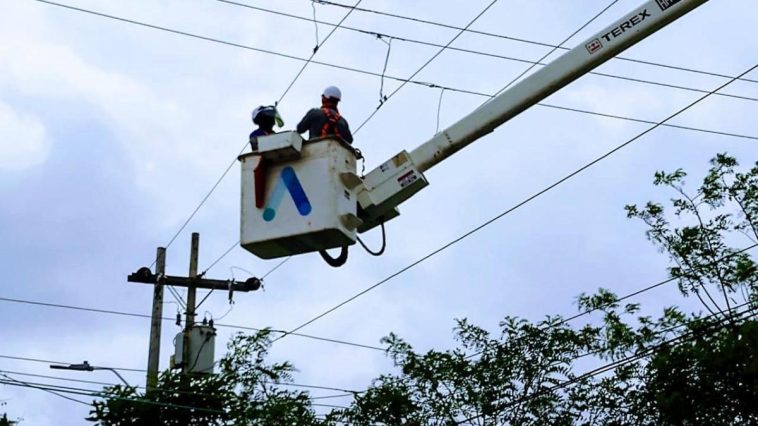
[296,86,354,144]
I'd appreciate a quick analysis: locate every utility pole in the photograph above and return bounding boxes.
[128,233,261,377]
[183,233,199,374]
[146,247,165,391]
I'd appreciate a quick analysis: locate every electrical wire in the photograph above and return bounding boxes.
[313,0,758,86]
[271,63,758,341]
[0,373,91,406]
[276,0,362,104]
[215,0,757,104]
[0,376,352,412]
[491,0,620,99]
[0,369,361,407]
[0,354,363,395]
[0,296,385,352]
[352,0,504,134]
[29,1,755,146]
[0,378,229,414]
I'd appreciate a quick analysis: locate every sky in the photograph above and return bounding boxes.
[0,0,756,423]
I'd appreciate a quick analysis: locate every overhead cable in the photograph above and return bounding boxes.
[353,0,505,133]
[0,354,362,395]
[0,296,385,352]
[216,0,757,103]
[313,0,758,85]
[491,0,620,98]
[276,0,362,104]
[32,1,757,142]
[272,63,758,341]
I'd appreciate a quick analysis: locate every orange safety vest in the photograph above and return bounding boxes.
[320,107,342,138]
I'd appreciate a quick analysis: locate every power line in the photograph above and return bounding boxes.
[0,378,228,414]
[0,373,91,406]
[0,369,359,404]
[30,1,755,144]
[491,0,620,99]
[216,0,757,104]
[313,0,758,85]
[272,62,758,341]
[277,0,362,104]
[0,295,385,352]
[352,0,504,134]
[0,354,362,395]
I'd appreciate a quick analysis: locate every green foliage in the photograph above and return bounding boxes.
[624,154,758,312]
[89,155,757,425]
[334,154,758,425]
[88,329,319,425]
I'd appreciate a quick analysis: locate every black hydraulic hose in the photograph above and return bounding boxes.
[319,246,349,267]
[357,222,386,256]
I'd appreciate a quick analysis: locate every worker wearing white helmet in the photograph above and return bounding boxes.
[296,86,354,144]
[249,105,284,151]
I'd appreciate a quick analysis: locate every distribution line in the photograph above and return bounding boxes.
[277,0,362,104]
[0,369,359,404]
[216,0,757,103]
[0,354,362,395]
[30,1,756,143]
[0,376,351,412]
[352,0,503,133]
[0,378,227,414]
[0,296,385,352]
[1,373,91,406]
[491,0,620,99]
[313,0,758,85]
[272,63,758,342]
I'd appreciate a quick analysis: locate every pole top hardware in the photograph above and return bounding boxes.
[128,267,261,292]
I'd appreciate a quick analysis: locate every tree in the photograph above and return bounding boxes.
[89,155,757,424]
[333,154,758,425]
[88,330,320,425]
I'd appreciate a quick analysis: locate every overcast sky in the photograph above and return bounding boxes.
[1,0,756,423]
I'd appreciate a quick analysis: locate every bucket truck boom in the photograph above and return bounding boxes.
[238,0,707,261]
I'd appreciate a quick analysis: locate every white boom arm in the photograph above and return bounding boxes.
[356,0,707,231]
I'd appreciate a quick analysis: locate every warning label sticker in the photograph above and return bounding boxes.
[585,39,603,54]
[655,0,682,11]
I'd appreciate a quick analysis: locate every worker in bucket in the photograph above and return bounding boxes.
[296,86,354,144]
[249,105,284,151]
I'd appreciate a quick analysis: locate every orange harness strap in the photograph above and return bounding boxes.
[320,107,342,138]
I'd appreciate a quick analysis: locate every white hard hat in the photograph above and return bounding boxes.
[322,86,342,100]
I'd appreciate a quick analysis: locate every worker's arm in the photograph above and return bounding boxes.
[296,109,316,134]
[339,118,353,144]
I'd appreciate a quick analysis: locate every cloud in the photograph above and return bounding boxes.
[0,101,49,172]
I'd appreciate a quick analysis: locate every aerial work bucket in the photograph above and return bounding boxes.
[239,132,363,259]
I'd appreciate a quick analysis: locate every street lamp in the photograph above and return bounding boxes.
[49,361,130,386]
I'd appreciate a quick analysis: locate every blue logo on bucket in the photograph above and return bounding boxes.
[263,166,312,221]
